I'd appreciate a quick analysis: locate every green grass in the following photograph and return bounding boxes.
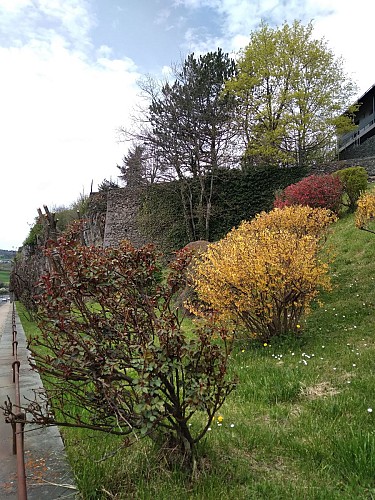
[0,269,10,284]
[17,212,375,499]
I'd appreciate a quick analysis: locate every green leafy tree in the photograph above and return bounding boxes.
[226,20,358,168]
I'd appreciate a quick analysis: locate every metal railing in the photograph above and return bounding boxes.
[338,113,375,152]
[9,302,28,500]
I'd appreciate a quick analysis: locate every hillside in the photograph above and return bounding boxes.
[16,210,375,499]
[0,249,15,259]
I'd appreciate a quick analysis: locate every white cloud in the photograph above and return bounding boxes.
[0,0,32,12]
[311,0,374,97]
[0,0,141,249]
[178,0,373,96]
[161,65,173,76]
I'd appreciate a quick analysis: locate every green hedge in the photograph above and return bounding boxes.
[138,166,308,253]
[333,166,368,212]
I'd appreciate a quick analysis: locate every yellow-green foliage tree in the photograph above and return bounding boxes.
[226,21,357,168]
[355,191,375,234]
[192,206,336,342]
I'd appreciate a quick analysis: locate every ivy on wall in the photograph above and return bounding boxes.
[138,166,308,254]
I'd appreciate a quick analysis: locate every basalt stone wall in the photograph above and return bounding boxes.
[103,186,148,248]
[339,135,375,161]
[83,191,107,247]
[311,155,375,180]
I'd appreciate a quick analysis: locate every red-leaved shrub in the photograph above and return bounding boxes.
[274,174,343,213]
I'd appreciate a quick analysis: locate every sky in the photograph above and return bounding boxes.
[0,0,373,250]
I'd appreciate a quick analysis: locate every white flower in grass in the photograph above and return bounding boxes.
[230,424,235,428]
[368,408,373,413]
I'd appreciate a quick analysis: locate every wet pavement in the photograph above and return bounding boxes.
[0,302,77,499]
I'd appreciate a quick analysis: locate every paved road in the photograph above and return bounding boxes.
[0,302,77,499]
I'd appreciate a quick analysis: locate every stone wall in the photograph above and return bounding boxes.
[339,135,375,161]
[103,186,148,248]
[311,155,375,180]
[96,155,375,249]
[83,191,107,247]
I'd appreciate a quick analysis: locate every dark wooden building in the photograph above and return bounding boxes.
[338,84,375,160]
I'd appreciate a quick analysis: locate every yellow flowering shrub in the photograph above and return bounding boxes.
[355,191,375,234]
[250,205,337,239]
[191,206,336,342]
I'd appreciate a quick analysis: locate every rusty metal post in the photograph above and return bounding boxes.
[10,303,28,500]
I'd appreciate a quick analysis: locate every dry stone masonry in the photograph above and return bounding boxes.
[103,186,148,248]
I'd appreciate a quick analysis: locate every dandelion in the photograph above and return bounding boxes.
[241,349,245,353]
[263,342,268,347]
[217,415,224,423]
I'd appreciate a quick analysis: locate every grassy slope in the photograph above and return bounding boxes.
[0,269,10,284]
[17,213,375,499]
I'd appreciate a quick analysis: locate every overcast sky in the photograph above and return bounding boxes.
[0,0,373,250]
